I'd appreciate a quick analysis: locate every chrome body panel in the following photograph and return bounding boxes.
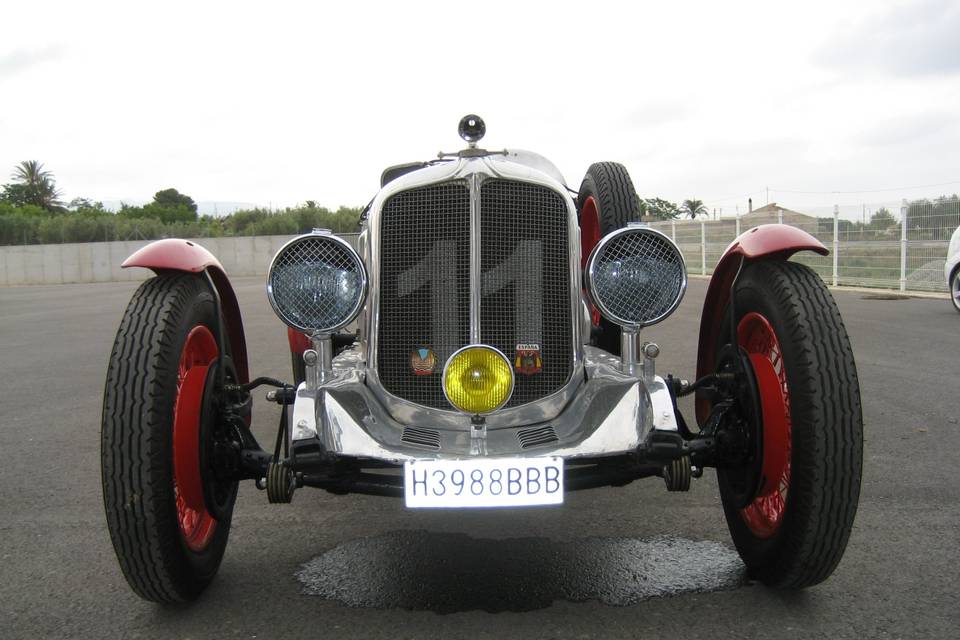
[362,154,583,429]
[291,346,680,463]
[492,149,568,187]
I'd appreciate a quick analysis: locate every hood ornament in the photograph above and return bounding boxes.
[458,114,486,147]
[438,114,506,159]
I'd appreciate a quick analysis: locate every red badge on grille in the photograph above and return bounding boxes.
[410,347,437,376]
[514,343,542,375]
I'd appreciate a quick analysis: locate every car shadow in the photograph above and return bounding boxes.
[295,530,746,613]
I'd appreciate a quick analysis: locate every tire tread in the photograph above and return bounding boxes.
[578,162,642,354]
[101,274,229,603]
[723,261,862,588]
[580,162,642,234]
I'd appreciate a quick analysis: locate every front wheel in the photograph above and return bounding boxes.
[717,261,863,588]
[101,273,238,603]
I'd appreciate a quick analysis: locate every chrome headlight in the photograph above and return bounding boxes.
[267,231,367,334]
[585,225,687,328]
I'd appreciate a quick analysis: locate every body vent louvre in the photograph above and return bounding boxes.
[517,425,559,449]
[401,427,442,450]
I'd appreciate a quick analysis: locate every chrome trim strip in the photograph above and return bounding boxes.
[469,173,482,343]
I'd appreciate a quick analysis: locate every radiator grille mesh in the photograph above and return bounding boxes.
[377,182,471,408]
[377,178,574,410]
[480,180,572,407]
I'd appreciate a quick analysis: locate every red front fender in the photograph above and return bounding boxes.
[123,239,249,384]
[695,224,827,423]
[288,327,311,358]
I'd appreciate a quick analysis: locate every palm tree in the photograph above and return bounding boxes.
[681,198,708,219]
[10,160,63,211]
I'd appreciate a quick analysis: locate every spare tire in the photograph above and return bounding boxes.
[577,162,643,355]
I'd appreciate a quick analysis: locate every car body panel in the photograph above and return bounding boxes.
[287,327,312,358]
[695,224,827,424]
[122,238,249,383]
[945,225,960,283]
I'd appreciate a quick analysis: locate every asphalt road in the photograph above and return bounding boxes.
[1,275,957,639]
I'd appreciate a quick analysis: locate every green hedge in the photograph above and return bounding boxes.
[0,203,362,245]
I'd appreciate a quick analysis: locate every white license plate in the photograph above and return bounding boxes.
[404,457,564,508]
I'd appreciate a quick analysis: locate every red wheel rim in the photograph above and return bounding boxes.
[737,312,791,539]
[580,195,602,327]
[173,325,219,552]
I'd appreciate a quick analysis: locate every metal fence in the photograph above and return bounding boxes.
[651,198,959,293]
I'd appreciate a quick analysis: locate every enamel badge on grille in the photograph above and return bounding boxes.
[514,343,542,375]
[410,347,438,376]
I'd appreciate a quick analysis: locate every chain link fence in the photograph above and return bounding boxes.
[651,198,959,293]
[3,197,958,292]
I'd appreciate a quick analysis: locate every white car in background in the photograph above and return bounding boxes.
[947,226,960,312]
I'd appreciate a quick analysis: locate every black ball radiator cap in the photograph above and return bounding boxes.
[458,114,485,143]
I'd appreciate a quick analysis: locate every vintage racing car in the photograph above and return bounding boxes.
[101,115,863,602]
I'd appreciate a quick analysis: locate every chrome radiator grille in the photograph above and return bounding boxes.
[377,182,471,408]
[377,178,573,410]
[480,180,572,407]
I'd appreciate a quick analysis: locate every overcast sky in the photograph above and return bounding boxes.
[1,0,958,218]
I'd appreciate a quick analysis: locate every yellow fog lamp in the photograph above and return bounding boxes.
[442,345,514,415]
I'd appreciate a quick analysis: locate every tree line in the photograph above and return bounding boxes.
[5,160,953,246]
[0,161,362,245]
[813,196,960,240]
